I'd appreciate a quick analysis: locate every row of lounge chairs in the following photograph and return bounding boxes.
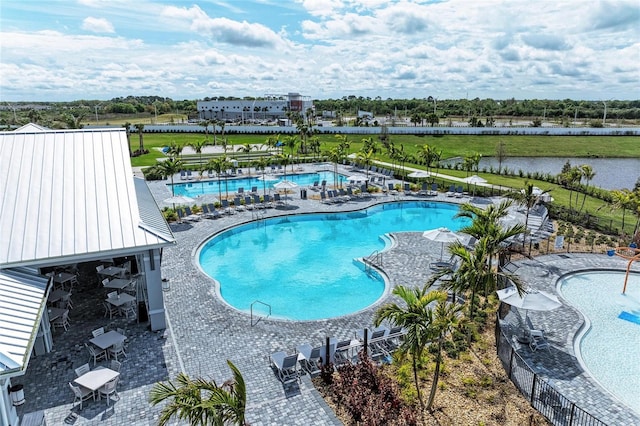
[319,187,371,203]
[269,325,406,384]
[445,185,466,198]
[349,162,395,179]
[175,195,287,222]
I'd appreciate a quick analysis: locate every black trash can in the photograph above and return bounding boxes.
[9,384,25,406]
[300,189,307,200]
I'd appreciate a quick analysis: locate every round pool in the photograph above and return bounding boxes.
[198,201,469,321]
[559,270,640,414]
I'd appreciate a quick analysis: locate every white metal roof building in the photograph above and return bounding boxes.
[0,127,175,426]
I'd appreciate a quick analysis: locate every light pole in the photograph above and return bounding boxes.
[153,103,158,124]
[602,100,610,126]
[94,104,102,125]
[427,96,437,115]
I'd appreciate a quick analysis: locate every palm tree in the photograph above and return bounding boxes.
[283,135,298,172]
[324,147,344,189]
[167,141,184,159]
[189,139,209,171]
[252,156,270,196]
[206,157,230,200]
[122,122,132,157]
[425,294,463,411]
[374,285,444,408]
[149,360,246,426]
[356,149,375,180]
[157,158,184,196]
[579,164,595,212]
[133,123,145,153]
[508,182,551,249]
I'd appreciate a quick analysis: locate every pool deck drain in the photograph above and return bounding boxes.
[15,163,640,425]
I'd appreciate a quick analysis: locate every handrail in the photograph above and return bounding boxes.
[250,300,271,326]
[364,249,383,273]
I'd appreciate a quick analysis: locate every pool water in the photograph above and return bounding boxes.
[198,201,469,321]
[559,271,640,414]
[172,171,344,197]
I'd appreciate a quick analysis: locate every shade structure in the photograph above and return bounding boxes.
[496,286,561,318]
[163,195,195,205]
[422,227,464,261]
[346,175,367,182]
[463,175,487,184]
[408,170,431,179]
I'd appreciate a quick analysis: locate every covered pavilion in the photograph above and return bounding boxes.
[0,127,175,426]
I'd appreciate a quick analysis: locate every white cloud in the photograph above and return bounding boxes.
[81,17,115,33]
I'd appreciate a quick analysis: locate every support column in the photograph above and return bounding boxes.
[141,248,166,331]
[0,377,17,426]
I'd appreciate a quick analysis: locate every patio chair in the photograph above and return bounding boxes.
[263,194,274,208]
[51,309,70,331]
[455,186,464,198]
[85,343,107,366]
[387,183,398,195]
[75,363,90,377]
[243,196,255,210]
[270,351,299,384]
[403,183,412,195]
[108,341,127,361]
[110,359,122,373]
[69,383,94,410]
[253,194,264,209]
[179,170,187,180]
[310,181,320,191]
[273,193,285,206]
[320,191,330,204]
[118,261,131,279]
[57,291,74,310]
[526,317,546,339]
[103,301,118,319]
[221,200,234,215]
[119,301,136,320]
[236,187,245,197]
[98,377,119,406]
[233,197,246,212]
[296,343,322,376]
[107,291,118,300]
[529,335,550,352]
[92,327,105,338]
[334,339,357,366]
[429,183,439,196]
[186,170,193,180]
[445,185,456,197]
[184,207,202,221]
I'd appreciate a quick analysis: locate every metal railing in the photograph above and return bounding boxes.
[495,319,608,426]
[363,249,383,273]
[250,300,271,326]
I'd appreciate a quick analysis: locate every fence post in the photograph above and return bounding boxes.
[508,346,515,378]
[530,373,538,404]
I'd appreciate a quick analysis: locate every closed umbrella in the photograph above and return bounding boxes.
[346,175,367,183]
[422,227,464,261]
[408,171,430,179]
[258,175,279,196]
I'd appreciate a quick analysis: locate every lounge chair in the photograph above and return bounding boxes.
[186,170,193,180]
[263,194,274,208]
[184,207,202,221]
[320,191,330,204]
[359,185,370,199]
[445,185,456,197]
[207,203,222,218]
[310,181,320,191]
[250,186,258,195]
[526,317,546,340]
[243,196,255,210]
[455,186,464,198]
[334,339,358,366]
[220,200,234,215]
[270,351,299,383]
[253,194,264,209]
[387,183,398,195]
[429,183,439,196]
[529,335,550,352]
[553,235,564,250]
[233,197,246,212]
[273,193,285,206]
[179,170,187,180]
[296,343,322,375]
[236,187,245,197]
[201,204,217,219]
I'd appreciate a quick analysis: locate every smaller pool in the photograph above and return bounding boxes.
[559,271,640,414]
[172,171,344,197]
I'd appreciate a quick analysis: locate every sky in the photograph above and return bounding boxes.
[1,0,639,102]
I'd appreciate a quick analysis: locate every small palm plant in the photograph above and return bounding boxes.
[150,360,247,426]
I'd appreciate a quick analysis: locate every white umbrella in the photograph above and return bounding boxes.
[408,170,431,179]
[347,153,358,159]
[423,227,464,261]
[164,195,195,205]
[258,175,279,196]
[274,180,299,204]
[496,286,561,320]
[463,175,487,184]
[346,175,367,182]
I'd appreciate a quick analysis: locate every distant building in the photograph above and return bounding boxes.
[197,93,313,122]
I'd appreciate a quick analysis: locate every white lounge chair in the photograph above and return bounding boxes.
[296,343,322,376]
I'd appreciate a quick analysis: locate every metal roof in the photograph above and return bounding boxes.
[0,268,48,375]
[0,128,175,268]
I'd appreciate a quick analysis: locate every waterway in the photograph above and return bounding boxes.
[473,157,640,190]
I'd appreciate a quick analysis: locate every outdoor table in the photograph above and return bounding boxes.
[102,278,133,292]
[47,289,69,304]
[89,330,126,351]
[98,266,126,279]
[105,293,135,308]
[74,367,119,392]
[47,307,66,322]
[52,272,75,290]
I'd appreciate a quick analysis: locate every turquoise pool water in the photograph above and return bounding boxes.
[559,271,640,414]
[198,201,469,321]
[172,171,343,197]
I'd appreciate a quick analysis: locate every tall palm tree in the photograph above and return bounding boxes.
[508,182,550,249]
[283,135,298,172]
[579,164,595,212]
[206,157,229,200]
[189,139,209,171]
[133,123,145,153]
[374,285,444,408]
[356,149,375,180]
[150,360,247,426]
[122,122,132,157]
[425,294,463,412]
[167,141,184,159]
[157,158,184,196]
[252,156,270,196]
[324,147,344,189]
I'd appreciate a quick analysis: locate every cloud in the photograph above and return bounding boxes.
[161,5,285,48]
[81,17,115,33]
[588,0,640,30]
[521,34,570,51]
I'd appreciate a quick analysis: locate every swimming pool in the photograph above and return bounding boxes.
[172,171,344,197]
[559,271,640,414]
[198,201,469,321]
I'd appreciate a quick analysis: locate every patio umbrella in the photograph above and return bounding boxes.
[274,180,299,204]
[258,175,279,196]
[408,170,431,179]
[463,175,487,196]
[346,174,367,183]
[496,286,561,321]
[163,195,195,210]
[422,227,464,261]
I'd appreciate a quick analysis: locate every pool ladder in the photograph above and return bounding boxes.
[251,209,266,221]
[250,300,271,326]
[364,249,383,274]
